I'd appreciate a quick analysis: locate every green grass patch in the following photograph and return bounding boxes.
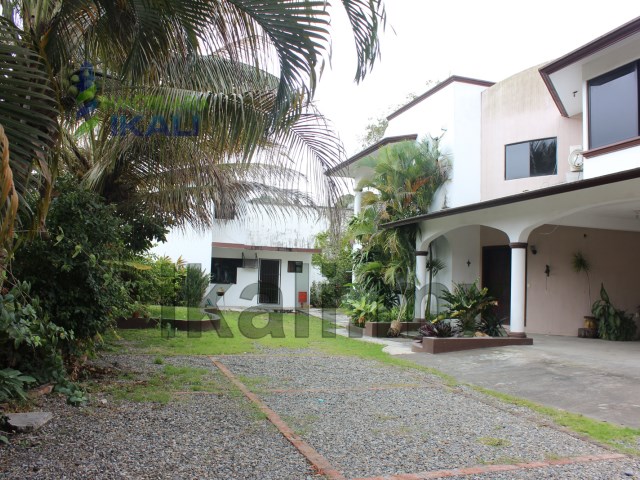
[148,305,209,321]
[98,364,225,404]
[478,436,511,447]
[104,312,457,385]
[473,386,640,455]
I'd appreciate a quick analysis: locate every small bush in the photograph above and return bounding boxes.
[310,281,343,308]
[0,368,36,402]
[418,320,455,338]
[592,284,637,341]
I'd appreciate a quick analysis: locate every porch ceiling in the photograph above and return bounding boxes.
[383,168,640,243]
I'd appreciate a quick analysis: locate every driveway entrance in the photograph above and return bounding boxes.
[406,334,640,428]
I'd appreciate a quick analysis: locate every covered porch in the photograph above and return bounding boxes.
[384,168,640,338]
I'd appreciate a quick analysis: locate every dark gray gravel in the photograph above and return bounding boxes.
[221,353,636,479]
[0,355,318,480]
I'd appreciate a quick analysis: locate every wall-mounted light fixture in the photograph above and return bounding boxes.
[466,259,471,267]
[544,265,550,277]
[530,245,537,255]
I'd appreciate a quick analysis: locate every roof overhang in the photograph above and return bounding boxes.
[382,166,640,229]
[213,242,320,254]
[325,134,417,178]
[386,76,494,121]
[540,16,640,117]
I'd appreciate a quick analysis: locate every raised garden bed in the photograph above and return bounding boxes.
[412,336,533,354]
[116,317,220,332]
[365,321,422,337]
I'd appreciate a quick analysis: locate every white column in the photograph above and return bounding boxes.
[414,252,428,320]
[509,243,527,338]
[353,189,362,216]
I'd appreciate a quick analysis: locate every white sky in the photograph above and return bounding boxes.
[315,1,640,156]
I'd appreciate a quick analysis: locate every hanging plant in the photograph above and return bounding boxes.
[571,251,592,310]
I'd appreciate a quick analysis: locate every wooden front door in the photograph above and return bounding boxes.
[482,246,511,324]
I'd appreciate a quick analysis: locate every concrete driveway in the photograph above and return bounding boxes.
[406,334,640,428]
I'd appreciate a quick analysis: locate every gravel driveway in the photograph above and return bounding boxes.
[1,350,638,479]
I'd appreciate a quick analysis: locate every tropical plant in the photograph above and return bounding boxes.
[425,244,446,320]
[591,284,636,341]
[310,280,344,308]
[342,289,385,327]
[0,281,70,390]
[440,281,498,336]
[350,137,450,336]
[571,251,592,310]
[477,312,506,337]
[0,0,386,248]
[418,319,455,338]
[0,368,36,403]
[181,264,210,307]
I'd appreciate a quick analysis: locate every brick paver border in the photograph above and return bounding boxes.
[211,355,628,480]
[350,453,627,479]
[210,357,347,480]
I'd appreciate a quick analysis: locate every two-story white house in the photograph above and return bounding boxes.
[330,17,640,338]
[153,203,330,310]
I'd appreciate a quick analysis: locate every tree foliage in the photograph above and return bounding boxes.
[348,138,449,334]
[0,0,386,242]
[11,177,132,341]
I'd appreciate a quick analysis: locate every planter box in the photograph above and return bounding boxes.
[160,318,220,332]
[116,317,160,329]
[412,336,533,354]
[365,321,422,337]
[347,324,365,337]
[116,316,220,332]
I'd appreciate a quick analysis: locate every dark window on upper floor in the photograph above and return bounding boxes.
[588,61,639,149]
[505,138,557,180]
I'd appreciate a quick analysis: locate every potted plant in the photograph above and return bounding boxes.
[571,251,596,330]
[592,284,637,341]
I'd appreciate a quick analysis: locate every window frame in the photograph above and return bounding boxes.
[587,60,640,150]
[287,260,303,273]
[504,137,558,180]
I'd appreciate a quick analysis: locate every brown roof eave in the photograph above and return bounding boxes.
[382,166,640,229]
[539,16,640,117]
[325,134,418,176]
[386,76,494,121]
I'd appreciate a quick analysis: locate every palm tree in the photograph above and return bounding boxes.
[0,0,386,249]
[352,138,449,335]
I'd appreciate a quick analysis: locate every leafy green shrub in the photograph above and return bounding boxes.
[478,312,506,337]
[180,264,209,307]
[592,284,637,341]
[11,177,132,342]
[342,288,385,326]
[0,282,69,386]
[310,281,343,308]
[0,368,36,402]
[440,281,497,335]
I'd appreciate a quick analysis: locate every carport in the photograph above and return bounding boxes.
[384,167,640,337]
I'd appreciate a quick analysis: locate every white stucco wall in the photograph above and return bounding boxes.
[384,81,486,210]
[583,146,640,179]
[211,206,330,249]
[208,249,314,310]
